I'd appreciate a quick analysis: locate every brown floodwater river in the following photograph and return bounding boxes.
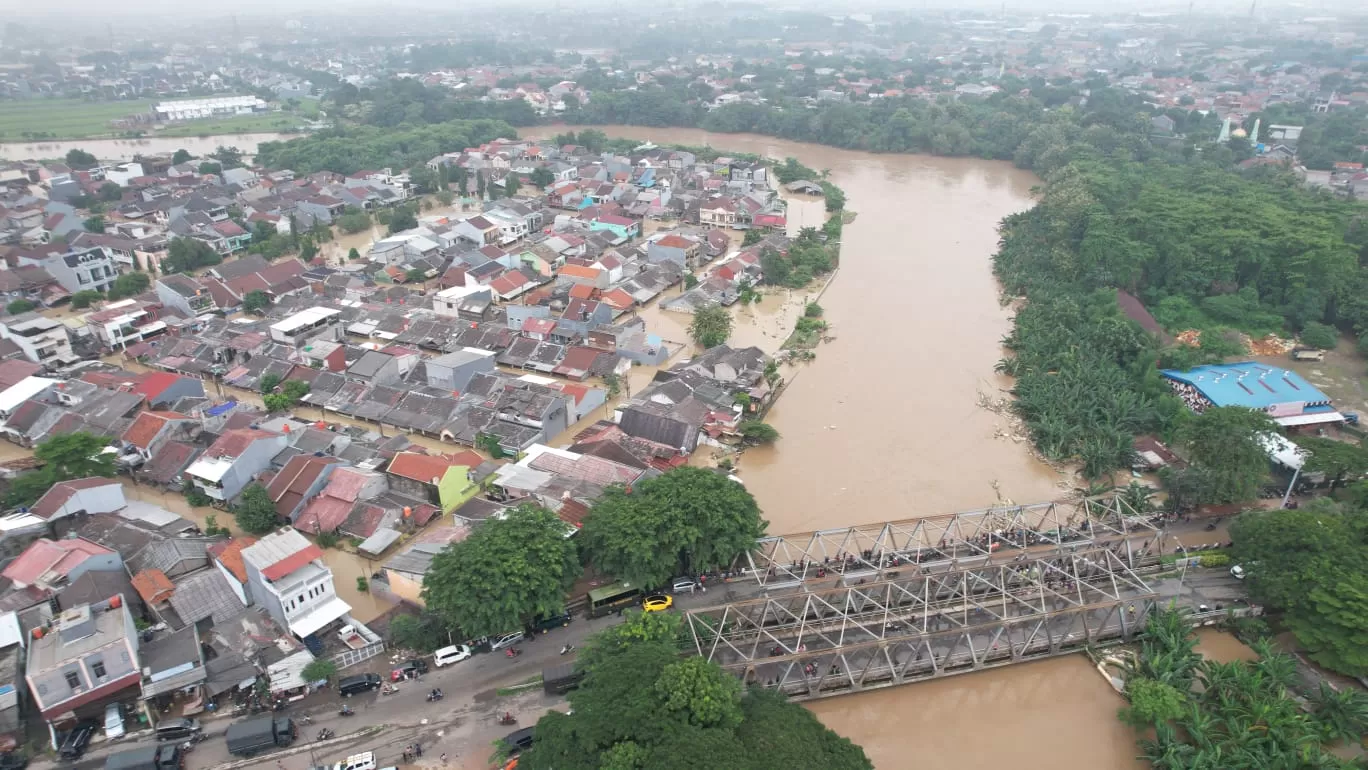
[524,125,1149,768]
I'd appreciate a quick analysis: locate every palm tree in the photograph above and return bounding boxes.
[1309,682,1368,742]
[1139,723,1197,770]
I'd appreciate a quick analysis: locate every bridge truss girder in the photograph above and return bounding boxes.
[686,548,1157,701]
[738,495,1161,588]
[727,597,1156,701]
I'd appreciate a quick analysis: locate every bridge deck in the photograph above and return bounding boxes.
[689,547,1157,702]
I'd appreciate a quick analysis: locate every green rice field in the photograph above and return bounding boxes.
[0,97,315,141]
[0,98,157,140]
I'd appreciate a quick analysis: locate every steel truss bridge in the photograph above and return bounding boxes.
[688,547,1158,702]
[731,496,1163,589]
[682,496,1166,701]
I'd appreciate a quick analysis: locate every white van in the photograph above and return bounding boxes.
[330,751,377,770]
[104,702,126,740]
[434,644,472,667]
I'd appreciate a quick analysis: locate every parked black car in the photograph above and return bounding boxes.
[58,722,96,760]
[527,611,572,634]
[338,673,382,697]
[502,726,536,756]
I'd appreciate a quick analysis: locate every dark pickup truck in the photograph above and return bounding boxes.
[225,715,295,757]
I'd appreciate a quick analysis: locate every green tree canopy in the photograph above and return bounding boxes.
[688,305,732,348]
[1232,500,1368,676]
[421,504,580,637]
[83,215,105,233]
[1174,407,1276,504]
[530,167,555,188]
[5,299,35,315]
[106,271,150,301]
[171,149,192,165]
[336,209,372,234]
[581,467,766,588]
[388,206,418,234]
[65,148,97,169]
[162,237,222,274]
[301,658,337,684]
[518,611,870,770]
[70,289,102,309]
[242,290,272,315]
[36,432,114,480]
[1299,321,1339,350]
[1294,436,1368,487]
[233,483,280,535]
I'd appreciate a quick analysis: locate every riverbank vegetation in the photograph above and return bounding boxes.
[517,612,872,770]
[1232,499,1368,678]
[1118,607,1366,768]
[254,119,516,175]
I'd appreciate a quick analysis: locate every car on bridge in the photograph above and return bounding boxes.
[642,595,673,612]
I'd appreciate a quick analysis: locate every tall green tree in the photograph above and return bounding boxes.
[581,467,766,588]
[233,483,280,534]
[422,504,580,637]
[688,305,732,348]
[1232,501,1368,676]
[518,612,871,770]
[1174,407,1276,504]
[242,290,272,315]
[1294,436,1368,487]
[36,432,115,479]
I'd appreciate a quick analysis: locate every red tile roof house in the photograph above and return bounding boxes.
[267,454,346,523]
[296,466,389,535]
[2,537,120,591]
[131,371,205,408]
[207,536,257,606]
[184,427,288,503]
[240,528,351,640]
[26,597,143,739]
[120,410,198,462]
[29,478,126,524]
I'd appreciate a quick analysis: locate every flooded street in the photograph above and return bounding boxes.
[0,133,291,162]
[522,125,1117,769]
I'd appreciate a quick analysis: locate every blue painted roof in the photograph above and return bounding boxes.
[1161,362,1332,411]
[205,400,239,417]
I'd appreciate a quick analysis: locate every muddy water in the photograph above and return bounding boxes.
[524,126,1064,525]
[0,133,291,162]
[523,126,1123,769]
[1194,628,1257,662]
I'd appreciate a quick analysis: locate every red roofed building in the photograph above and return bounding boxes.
[131,370,205,407]
[131,568,175,605]
[489,270,533,300]
[240,528,351,639]
[385,450,484,512]
[297,467,388,534]
[2,537,118,590]
[120,410,197,461]
[207,536,257,605]
[267,454,344,521]
[29,478,125,522]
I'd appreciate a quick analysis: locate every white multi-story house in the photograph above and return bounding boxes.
[37,248,119,294]
[241,528,351,641]
[184,427,287,502]
[26,598,141,743]
[0,312,75,365]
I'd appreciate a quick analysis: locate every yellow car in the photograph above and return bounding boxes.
[642,594,673,612]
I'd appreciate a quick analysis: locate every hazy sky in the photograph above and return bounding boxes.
[5,0,1366,27]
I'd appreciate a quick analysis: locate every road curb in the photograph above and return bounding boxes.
[217,725,385,769]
